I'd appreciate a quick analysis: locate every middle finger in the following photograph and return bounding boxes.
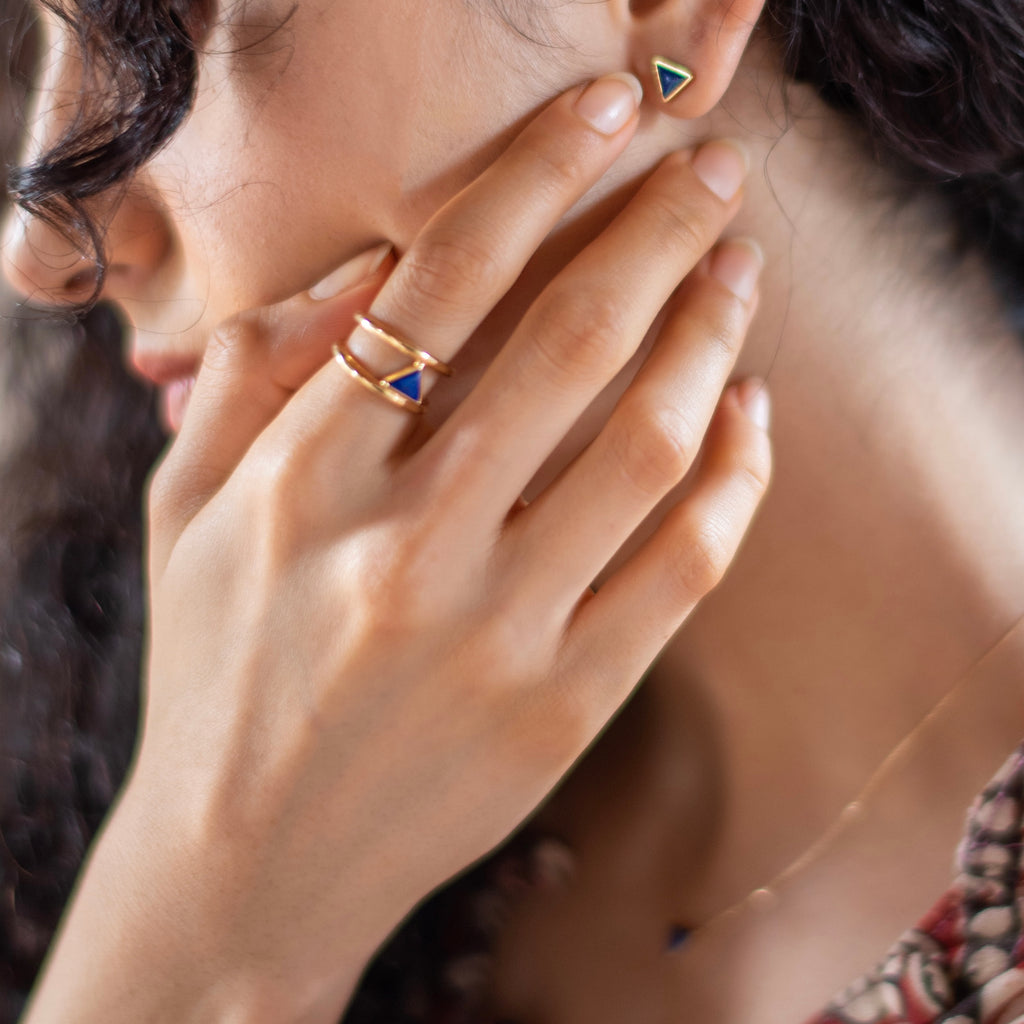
[505,238,763,614]
[418,139,751,518]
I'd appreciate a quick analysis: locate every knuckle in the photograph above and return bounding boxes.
[643,182,712,257]
[235,447,312,568]
[205,317,255,371]
[668,515,732,602]
[517,134,588,199]
[697,303,747,366]
[478,581,557,670]
[353,520,442,629]
[608,403,697,499]
[734,434,773,496]
[146,454,210,534]
[532,289,628,385]
[428,425,492,494]
[397,227,503,320]
[251,444,303,509]
[475,611,546,687]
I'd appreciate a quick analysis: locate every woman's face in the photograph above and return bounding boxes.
[4,0,627,406]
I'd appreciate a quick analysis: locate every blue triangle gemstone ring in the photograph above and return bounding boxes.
[331,312,454,414]
[353,312,454,377]
[652,57,694,103]
[332,344,429,413]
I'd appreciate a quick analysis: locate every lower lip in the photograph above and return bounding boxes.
[161,376,197,433]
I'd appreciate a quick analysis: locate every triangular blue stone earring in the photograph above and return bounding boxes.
[651,56,694,102]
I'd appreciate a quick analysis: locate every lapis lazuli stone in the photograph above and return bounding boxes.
[666,924,692,952]
[656,62,692,100]
[390,369,422,401]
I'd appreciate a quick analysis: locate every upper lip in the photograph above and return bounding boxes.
[130,349,201,386]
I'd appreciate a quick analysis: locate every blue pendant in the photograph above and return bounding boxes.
[653,58,694,102]
[666,924,692,952]
[388,368,423,401]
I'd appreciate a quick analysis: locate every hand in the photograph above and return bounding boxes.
[27,74,771,1024]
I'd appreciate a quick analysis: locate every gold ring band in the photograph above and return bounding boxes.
[331,344,425,414]
[353,312,454,376]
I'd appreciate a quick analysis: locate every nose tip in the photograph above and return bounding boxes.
[1,204,100,307]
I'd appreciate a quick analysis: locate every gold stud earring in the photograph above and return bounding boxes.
[651,56,694,102]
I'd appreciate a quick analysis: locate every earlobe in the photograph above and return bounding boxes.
[626,0,767,117]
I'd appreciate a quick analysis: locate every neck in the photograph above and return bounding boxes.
[526,27,1024,939]
[658,41,1024,897]
[487,45,1024,1020]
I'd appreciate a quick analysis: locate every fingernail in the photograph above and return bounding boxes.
[736,378,771,430]
[692,139,750,202]
[309,242,393,300]
[710,237,763,302]
[574,72,643,135]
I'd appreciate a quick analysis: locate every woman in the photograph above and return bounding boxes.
[2,0,1023,1021]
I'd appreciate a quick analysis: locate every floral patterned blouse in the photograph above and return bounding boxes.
[421,744,1024,1024]
[809,744,1024,1024]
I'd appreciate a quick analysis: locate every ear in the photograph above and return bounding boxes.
[619,0,767,117]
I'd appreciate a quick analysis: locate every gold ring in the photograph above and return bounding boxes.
[331,344,426,414]
[353,312,454,377]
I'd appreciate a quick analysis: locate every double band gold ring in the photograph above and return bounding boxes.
[332,312,453,414]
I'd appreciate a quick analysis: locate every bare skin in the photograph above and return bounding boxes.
[3,0,1024,1019]
[4,74,772,1024]
[487,37,1024,1024]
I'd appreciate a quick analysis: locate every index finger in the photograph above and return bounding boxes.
[265,73,645,467]
[368,72,645,358]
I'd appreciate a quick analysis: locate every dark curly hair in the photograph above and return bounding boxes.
[2,0,1024,1021]
[763,0,1024,331]
[4,0,201,300]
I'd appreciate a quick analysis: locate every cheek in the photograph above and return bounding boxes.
[395,10,600,225]
[139,0,585,329]
[147,1,570,319]
[398,24,557,200]
[150,5,439,313]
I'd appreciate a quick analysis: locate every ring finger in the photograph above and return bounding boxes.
[501,238,763,613]
[418,139,751,520]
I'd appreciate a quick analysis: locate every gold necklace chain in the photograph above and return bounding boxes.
[666,610,1024,953]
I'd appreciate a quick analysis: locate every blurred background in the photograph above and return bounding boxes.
[0,4,166,1019]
